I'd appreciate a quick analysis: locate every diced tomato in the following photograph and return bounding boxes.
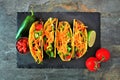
[17,41,22,46]
[22,43,27,48]
[16,45,21,50]
[23,39,28,43]
[76,52,81,58]
[35,23,42,31]
[65,55,71,60]
[16,37,29,54]
[18,47,23,53]
[44,43,48,50]
[23,47,27,53]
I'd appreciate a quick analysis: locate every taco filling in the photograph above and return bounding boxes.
[73,19,87,58]
[43,18,58,58]
[56,21,73,61]
[29,21,43,64]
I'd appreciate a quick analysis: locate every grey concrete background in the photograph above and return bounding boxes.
[0,0,120,80]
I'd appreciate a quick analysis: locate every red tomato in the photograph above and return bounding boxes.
[86,57,100,72]
[35,23,42,31]
[96,48,110,62]
[44,43,48,50]
[65,55,71,60]
[16,37,29,54]
[76,52,81,58]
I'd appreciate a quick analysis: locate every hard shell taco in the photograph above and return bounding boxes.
[43,17,58,58]
[73,19,87,59]
[56,21,73,61]
[29,21,44,64]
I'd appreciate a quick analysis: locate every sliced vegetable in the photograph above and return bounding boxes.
[50,51,54,57]
[44,43,48,50]
[65,55,71,60]
[35,23,42,31]
[67,32,71,38]
[87,30,96,47]
[34,32,39,39]
[45,50,54,58]
[76,52,81,58]
[34,31,42,39]
[43,36,47,42]
[67,46,72,52]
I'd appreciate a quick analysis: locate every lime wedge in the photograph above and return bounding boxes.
[87,30,96,47]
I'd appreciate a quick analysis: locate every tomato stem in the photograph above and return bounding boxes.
[98,57,105,63]
[94,61,101,71]
[94,62,98,70]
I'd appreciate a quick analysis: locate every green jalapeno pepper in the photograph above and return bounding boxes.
[16,10,35,40]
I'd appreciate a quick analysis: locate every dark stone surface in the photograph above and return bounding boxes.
[0,0,120,80]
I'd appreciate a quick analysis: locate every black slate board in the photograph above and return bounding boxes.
[17,12,101,68]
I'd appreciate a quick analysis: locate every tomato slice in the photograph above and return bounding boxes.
[76,52,81,58]
[35,23,42,31]
[44,43,48,51]
[65,55,71,60]
[18,48,23,53]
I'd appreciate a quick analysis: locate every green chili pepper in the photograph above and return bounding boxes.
[48,44,53,51]
[50,51,54,57]
[45,43,54,57]
[67,32,71,38]
[16,10,35,40]
[34,32,39,39]
[67,42,71,52]
[43,36,47,42]
[45,50,54,57]
[67,46,71,52]
[34,31,42,39]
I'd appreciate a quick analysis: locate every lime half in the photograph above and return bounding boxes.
[87,30,96,47]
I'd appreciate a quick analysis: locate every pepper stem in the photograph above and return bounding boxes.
[31,10,34,16]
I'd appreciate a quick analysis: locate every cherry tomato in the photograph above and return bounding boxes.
[35,23,42,31]
[96,48,110,62]
[16,37,29,54]
[86,57,100,72]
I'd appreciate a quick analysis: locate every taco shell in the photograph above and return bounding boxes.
[29,21,44,64]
